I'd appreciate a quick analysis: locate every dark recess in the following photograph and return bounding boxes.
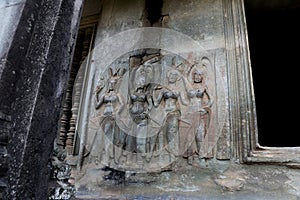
[244,1,300,147]
[145,0,163,25]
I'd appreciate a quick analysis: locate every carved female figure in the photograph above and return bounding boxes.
[94,68,124,165]
[183,58,213,163]
[129,63,153,126]
[153,68,188,160]
[127,65,153,164]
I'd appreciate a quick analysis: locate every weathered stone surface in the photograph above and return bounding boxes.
[71,161,300,200]
[0,111,11,199]
[0,0,84,199]
[2,0,297,199]
[0,0,26,59]
[71,0,230,188]
[0,0,25,122]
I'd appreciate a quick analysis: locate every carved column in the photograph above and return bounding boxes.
[65,27,96,154]
[57,30,84,148]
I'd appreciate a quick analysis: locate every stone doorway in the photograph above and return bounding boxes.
[244,0,300,147]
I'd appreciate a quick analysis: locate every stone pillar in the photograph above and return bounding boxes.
[0,1,27,198]
[0,0,84,199]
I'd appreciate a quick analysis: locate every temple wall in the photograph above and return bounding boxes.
[70,1,234,194]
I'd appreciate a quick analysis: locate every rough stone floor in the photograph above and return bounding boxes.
[71,158,300,200]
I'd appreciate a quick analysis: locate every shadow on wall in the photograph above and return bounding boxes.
[244,0,300,147]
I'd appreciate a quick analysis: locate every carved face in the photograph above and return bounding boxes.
[167,69,179,83]
[193,71,203,83]
[144,65,153,83]
[135,65,153,88]
[108,78,118,91]
[135,68,146,86]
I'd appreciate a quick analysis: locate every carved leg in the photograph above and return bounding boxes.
[102,119,115,165]
[195,122,205,156]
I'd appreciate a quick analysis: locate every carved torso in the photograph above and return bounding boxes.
[103,92,118,115]
[187,88,204,98]
[187,87,205,110]
[130,93,147,114]
[163,90,179,112]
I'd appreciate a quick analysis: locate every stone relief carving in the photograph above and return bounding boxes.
[126,56,158,164]
[74,50,216,180]
[90,68,125,166]
[152,67,188,162]
[182,57,214,164]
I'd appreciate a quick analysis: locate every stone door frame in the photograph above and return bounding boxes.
[225,0,300,166]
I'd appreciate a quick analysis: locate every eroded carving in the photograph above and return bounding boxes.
[92,68,125,165]
[182,57,213,164]
[152,67,188,162]
[74,50,216,186]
